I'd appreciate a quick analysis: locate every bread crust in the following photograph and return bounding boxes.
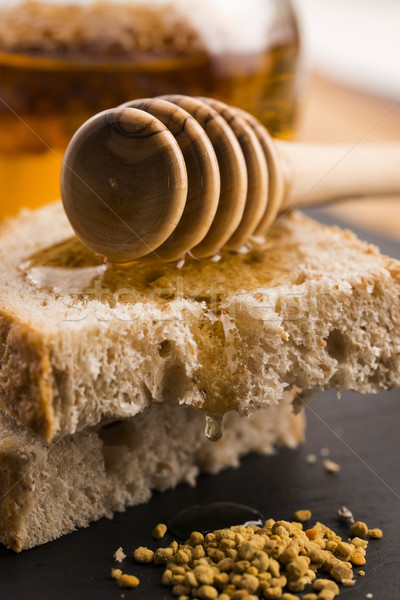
[0,312,54,439]
[0,449,32,552]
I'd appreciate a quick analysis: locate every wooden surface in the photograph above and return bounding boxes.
[298,76,400,241]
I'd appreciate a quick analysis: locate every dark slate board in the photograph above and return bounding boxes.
[1,209,399,599]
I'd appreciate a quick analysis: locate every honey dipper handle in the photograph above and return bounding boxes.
[275,141,400,211]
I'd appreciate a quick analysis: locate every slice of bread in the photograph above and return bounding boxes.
[1,202,400,441]
[0,390,303,552]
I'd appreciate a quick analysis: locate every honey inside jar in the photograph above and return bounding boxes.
[0,0,301,220]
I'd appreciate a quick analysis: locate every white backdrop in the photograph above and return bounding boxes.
[294,0,400,99]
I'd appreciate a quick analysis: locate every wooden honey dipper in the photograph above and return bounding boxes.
[61,95,400,263]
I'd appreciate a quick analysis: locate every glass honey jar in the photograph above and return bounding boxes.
[0,0,302,219]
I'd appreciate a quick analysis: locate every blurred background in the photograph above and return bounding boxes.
[294,0,400,240]
[0,0,399,238]
[296,0,400,99]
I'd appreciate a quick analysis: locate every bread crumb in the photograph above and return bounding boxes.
[293,509,312,522]
[113,547,126,562]
[323,458,341,474]
[320,447,330,457]
[366,594,373,599]
[118,574,140,588]
[342,578,356,587]
[358,570,365,576]
[337,506,355,525]
[306,453,317,464]
[152,522,167,539]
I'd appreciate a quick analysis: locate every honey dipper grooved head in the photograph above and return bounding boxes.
[120,97,220,262]
[61,106,188,263]
[61,96,282,263]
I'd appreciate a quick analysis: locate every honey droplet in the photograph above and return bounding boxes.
[205,414,224,441]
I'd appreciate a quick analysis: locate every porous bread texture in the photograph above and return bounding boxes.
[1,202,400,440]
[0,392,303,552]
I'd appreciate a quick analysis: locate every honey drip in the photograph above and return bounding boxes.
[204,415,224,442]
[22,230,295,301]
